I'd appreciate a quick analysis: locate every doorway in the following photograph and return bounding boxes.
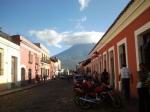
[11,57,16,87]
[110,51,115,87]
[140,32,150,70]
[21,67,25,86]
[28,69,32,83]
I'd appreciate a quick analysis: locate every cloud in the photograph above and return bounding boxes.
[79,0,90,11]
[69,16,87,22]
[29,29,62,48]
[78,16,87,22]
[29,29,104,48]
[68,16,87,30]
[63,31,104,45]
[76,23,84,30]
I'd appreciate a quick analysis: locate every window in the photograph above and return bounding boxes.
[35,54,39,64]
[44,54,45,61]
[42,53,43,61]
[119,44,126,68]
[0,48,4,75]
[99,57,102,74]
[140,32,150,70]
[28,51,33,64]
[104,54,107,70]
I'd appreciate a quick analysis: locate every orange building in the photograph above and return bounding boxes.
[89,0,150,97]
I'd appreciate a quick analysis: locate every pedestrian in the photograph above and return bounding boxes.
[119,64,133,100]
[67,75,70,83]
[92,71,99,84]
[36,73,39,82]
[43,74,46,82]
[101,69,109,84]
[86,67,92,79]
[137,63,150,112]
[28,73,31,83]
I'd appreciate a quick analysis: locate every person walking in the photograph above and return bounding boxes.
[119,64,133,100]
[137,63,150,112]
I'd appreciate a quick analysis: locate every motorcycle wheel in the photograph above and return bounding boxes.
[111,94,122,108]
[79,99,92,109]
[74,94,80,105]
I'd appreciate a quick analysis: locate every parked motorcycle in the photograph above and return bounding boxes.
[74,82,122,109]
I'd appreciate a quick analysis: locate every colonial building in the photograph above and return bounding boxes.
[50,58,56,79]
[0,31,21,91]
[34,43,50,80]
[12,35,41,85]
[82,58,91,73]
[57,59,61,71]
[53,57,61,77]
[89,0,150,97]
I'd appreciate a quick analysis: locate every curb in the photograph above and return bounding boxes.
[0,80,52,97]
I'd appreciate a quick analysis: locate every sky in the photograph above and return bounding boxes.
[0,0,130,56]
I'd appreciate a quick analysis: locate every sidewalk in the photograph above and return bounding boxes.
[0,80,51,97]
[117,91,139,112]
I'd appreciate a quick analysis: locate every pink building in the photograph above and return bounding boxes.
[50,58,55,79]
[12,35,41,85]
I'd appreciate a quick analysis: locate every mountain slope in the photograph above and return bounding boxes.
[53,43,95,70]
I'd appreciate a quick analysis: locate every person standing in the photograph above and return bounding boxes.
[92,71,99,84]
[101,69,109,84]
[86,67,92,79]
[43,74,46,82]
[119,64,133,100]
[137,63,150,112]
[67,75,70,83]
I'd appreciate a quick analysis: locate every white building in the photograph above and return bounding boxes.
[0,31,21,91]
[53,57,61,76]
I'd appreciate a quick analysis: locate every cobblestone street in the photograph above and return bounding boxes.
[0,79,138,112]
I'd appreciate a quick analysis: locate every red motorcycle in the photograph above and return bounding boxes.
[74,81,122,109]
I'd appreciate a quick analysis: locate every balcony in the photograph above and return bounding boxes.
[41,58,50,64]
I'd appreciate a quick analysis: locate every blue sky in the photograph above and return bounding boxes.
[0,0,130,56]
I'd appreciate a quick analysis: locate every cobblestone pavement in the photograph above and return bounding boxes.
[0,79,138,112]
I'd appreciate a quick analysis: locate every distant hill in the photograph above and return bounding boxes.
[53,43,95,70]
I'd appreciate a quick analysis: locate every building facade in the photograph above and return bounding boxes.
[0,31,21,91]
[54,57,61,77]
[12,35,41,85]
[34,43,50,80]
[89,0,150,97]
[50,58,55,79]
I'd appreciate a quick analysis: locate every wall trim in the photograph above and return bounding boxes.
[134,21,150,70]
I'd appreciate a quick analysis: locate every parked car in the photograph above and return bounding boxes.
[69,74,73,79]
[73,74,84,85]
[60,73,67,79]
